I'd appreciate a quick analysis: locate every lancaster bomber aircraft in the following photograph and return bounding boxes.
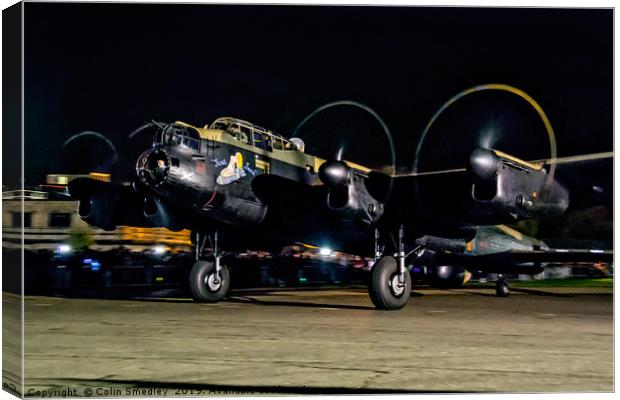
[66,84,613,310]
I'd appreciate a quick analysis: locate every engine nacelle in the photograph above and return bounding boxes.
[327,172,385,226]
[77,191,120,231]
[469,148,569,222]
[143,196,184,231]
[318,160,384,226]
[70,178,155,231]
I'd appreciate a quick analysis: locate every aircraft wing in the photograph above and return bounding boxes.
[375,151,613,229]
[67,177,152,230]
[250,173,325,206]
[432,248,613,275]
[67,176,125,199]
[541,152,613,211]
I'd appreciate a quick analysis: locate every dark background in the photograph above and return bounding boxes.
[23,4,612,187]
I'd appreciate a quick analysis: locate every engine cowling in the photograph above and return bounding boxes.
[69,178,155,231]
[318,160,384,225]
[469,148,569,222]
[77,191,120,231]
[143,196,184,231]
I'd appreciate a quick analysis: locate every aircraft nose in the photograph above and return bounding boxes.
[136,147,170,187]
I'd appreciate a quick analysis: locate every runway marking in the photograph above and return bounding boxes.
[427,310,447,314]
[121,304,144,308]
[31,303,53,307]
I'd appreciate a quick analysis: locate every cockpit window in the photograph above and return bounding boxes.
[253,131,273,152]
[222,123,249,144]
[164,125,201,152]
[210,121,230,131]
[209,117,301,153]
[272,137,283,150]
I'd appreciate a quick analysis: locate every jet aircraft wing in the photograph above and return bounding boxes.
[432,248,613,275]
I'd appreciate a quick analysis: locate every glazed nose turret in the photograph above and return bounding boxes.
[136,147,170,187]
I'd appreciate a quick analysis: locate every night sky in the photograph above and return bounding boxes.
[22,4,612,187]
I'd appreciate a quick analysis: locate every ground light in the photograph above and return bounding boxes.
[153,245,166,255]
[56,244,72,254]
[319,247,332,256]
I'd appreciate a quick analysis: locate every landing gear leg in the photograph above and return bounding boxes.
[368,225,412,310]
[496,275,510,297]
[373,228,383,262]
[189,231,230,302]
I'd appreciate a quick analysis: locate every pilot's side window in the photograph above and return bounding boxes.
[185,128,201,152]
[253,132,272,152]
[264,135,273,152]
[238,126,251,144]
[211,122,229,131]
[253,132,264,149]
[228,124,242,136]
[182,137,200,152]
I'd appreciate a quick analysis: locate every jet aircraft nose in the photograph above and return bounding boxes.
[136,147,170,187]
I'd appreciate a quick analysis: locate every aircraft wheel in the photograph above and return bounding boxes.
[496,279,510,297]
[368,256,411,310]
[189,260,230,302]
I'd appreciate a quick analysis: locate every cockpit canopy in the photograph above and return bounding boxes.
[208,117,304,153]
[153,123,201,152]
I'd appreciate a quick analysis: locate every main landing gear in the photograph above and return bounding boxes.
[189,231,231,302]
[368,225,423,310]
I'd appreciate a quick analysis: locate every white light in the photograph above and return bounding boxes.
[590,249,605,254]
[57,244,72,254]
[319,247,332,256]
[153,245,166,255]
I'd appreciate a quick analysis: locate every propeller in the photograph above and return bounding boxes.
[49,121,162,188]
[468,148,500,180]
[135,147,170,187]
[411,83,558,210]
[318,160,350,188]
[122,121,162,186]
[49,131,121,182]
[293,100,396,207]
[318,145,351,188]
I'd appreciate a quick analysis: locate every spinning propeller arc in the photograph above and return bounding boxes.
[292,100,397,207]
[410,83,559,214]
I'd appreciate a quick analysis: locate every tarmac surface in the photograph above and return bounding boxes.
[4,286,614,395]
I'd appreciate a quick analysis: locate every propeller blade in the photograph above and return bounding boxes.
[415,86,554,174]
[293,100,396,204]
[412,83,559,212]
[532,151,613,165]
[49,131,120,181]
[335,145,345,162]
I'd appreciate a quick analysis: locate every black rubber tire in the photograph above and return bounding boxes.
[496,279,510,297]
[368,256,412,310]
[189,260,230,302]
